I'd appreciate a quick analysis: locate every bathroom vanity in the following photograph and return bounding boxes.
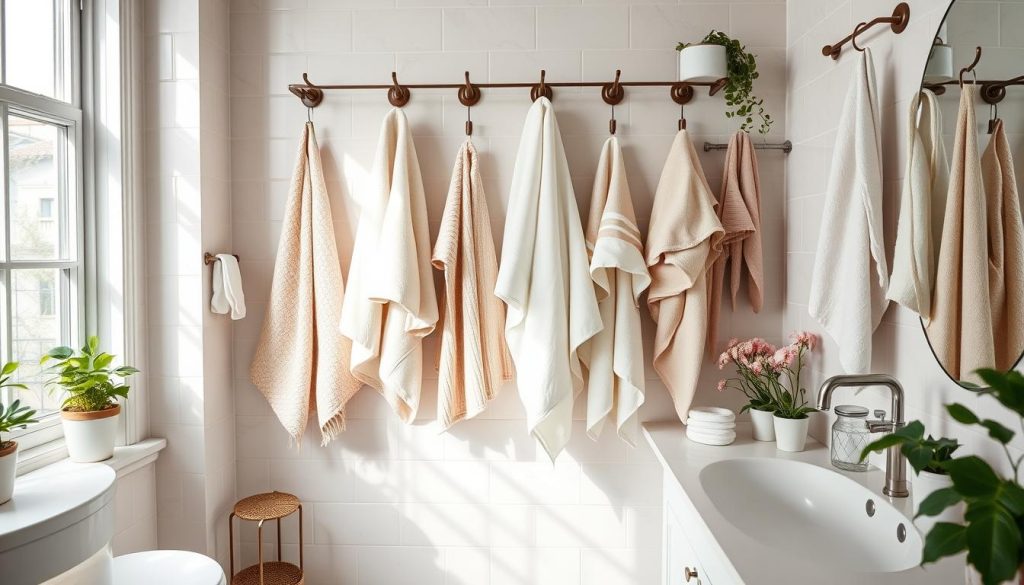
[643,422,963,585]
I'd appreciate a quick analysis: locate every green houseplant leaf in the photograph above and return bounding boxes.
[42,337,138,413]
[922,522,967,564]
[964,501,1022,585]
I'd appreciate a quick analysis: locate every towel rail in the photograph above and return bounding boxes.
[821,3,910,60]
[703,140,792,154]
[204,252,240,265]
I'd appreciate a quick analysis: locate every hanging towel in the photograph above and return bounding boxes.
[495,97,603,461]
[250,122,361,445]
[808,49,889,374]
[645,130,724,424]
[887,89,949,322]
[707,131,765,356]
[579,136,650,446]
[340,108,438,423]
[211,254,246,320]
[432,138,513,431]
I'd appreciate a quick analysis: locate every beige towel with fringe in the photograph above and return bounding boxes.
[432,138,512,431]
[250,122,361,445]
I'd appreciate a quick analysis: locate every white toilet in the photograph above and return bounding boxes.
[113,550,226,585]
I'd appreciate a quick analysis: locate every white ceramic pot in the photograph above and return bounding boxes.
[749,408,776,442]
[61,405,120,462]
[679,44,728,83]
[773,415,809,452]
[0,440,17,505]
[913,469,964,535]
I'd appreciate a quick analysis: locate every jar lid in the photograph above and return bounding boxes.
[835,404,869,418]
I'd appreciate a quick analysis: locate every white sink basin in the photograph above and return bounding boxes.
[699,457,922,573]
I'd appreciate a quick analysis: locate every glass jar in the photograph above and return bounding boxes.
[831,404,870,472]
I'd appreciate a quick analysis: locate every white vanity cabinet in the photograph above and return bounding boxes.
[662,475,719,585]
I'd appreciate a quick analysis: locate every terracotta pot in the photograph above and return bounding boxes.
[773,415,809,452]
[0,440,17,505]
[749,407,776,441]
[679,43,728,83]
[61,404,120,462]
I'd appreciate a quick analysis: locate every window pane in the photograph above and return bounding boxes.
[8,115,63,260]
[10,268,64,414]
[4,0,60,99]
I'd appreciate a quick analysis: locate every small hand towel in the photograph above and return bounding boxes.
[708,131,765,356]
[887,89,949,322]
[579,136,650,446]
[809,49,889,374]
[645,130,724,424]
[495,97,603,461]
[211,254,246,320]
[432,138,513,431]
[340,108,438,423]
[250,122,362,445]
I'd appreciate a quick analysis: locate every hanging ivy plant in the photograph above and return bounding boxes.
[677,30,772,135]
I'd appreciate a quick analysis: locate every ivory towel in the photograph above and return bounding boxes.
[211,253,246,320]
[250,122,361,445]
[340,108,438,423]
[579,136,650,446]
[708,131,765,356]
[495,97,603,461]
[645,130,724,424]
[809,49,889,374]
[887,89,949,322]
[432,138,513,431]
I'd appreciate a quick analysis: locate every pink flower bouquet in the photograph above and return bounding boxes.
[717,332,819,419]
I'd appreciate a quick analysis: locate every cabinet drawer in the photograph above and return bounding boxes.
[663,477,712,585]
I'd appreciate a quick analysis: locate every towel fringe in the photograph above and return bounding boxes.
[320,413,347,446]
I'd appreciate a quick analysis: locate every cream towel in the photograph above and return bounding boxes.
[211,254,246,320]
[340,108,438,423]
[888,89,949,322]
[809,49,889,374]
[708,131,765,356]
[250,122,361,445]
[646,130,724,424]
[495,97,603,461]
[432,139,513,431]
[580,136,650,446]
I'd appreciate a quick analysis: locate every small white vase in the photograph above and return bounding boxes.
[0,441,17,505]
[679,44,728,83]
[749,408,776,441]
[773,415,809,452]
[61,404,120,462]
[914,469,964,535]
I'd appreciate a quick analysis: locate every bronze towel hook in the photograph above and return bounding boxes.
[959,46,982,87]
[458,71,481,136]
[530,69,553,102]
[388,71,410,107]
[851,22,868,52]
[289,72,324,108]
[670,82,694,131]
[602,70,624,135]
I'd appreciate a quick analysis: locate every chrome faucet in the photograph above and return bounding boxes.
[816,374,909,498]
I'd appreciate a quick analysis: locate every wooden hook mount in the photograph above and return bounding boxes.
[388,71,411,107]
[458,71,481,107]
[289,73,324,108]
[670,82,695,105]
[530,70,553,102]
[601,70,625,105]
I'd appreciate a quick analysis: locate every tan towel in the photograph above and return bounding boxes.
[928,85,995,383]
[432,139,512,431]
[646,130,724,423]
[580,136,650,446]
[250,122,361,445]
[340,108,438,423]
[708,131,765,356]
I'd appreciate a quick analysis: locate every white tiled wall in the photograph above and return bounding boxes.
[112,464,159,556]
[785,0,1024,472]
[228,1,785,584]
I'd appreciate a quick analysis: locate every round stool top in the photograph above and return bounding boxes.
[114,550,226,585]
[233,491,301,521]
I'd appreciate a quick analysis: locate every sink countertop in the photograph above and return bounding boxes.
[642,421,964,585]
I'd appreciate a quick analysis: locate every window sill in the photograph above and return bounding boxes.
[17,437,166,477]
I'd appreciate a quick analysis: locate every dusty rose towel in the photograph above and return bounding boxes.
[250,122,362,445]
[432,139,513,431]
[708,131,765,356]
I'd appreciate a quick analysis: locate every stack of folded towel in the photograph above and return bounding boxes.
[686,407,736,446]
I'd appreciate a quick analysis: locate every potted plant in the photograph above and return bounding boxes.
[717,337,779,441]
[43,336,138,462]
[677,30,773,135]
[0,364,34,505]
[767,332,818,452]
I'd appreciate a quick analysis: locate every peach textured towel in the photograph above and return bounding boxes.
[250,122,362,445]
[580,136,651,446]
[432,139,513,431]
[707,131,764,356]
[340,108,438,423]
[646,130,724,424]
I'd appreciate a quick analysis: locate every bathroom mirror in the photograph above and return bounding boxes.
[915,0,1024,387]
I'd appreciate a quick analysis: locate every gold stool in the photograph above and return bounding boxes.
[229,491,305,585]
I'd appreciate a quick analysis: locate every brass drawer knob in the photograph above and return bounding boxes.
[684,566,699,582]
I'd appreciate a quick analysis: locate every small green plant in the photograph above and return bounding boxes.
[0,362,34,447]
[677,30,772,135]
[42,336,138,413]
[860,421,960,475]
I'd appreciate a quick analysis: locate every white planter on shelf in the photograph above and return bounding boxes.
[61,404,120,462]
[749,408,776,441]
[913,469,963,536]
[679,44,728,83]
[0,440,17,504]
[773,415,809,452]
